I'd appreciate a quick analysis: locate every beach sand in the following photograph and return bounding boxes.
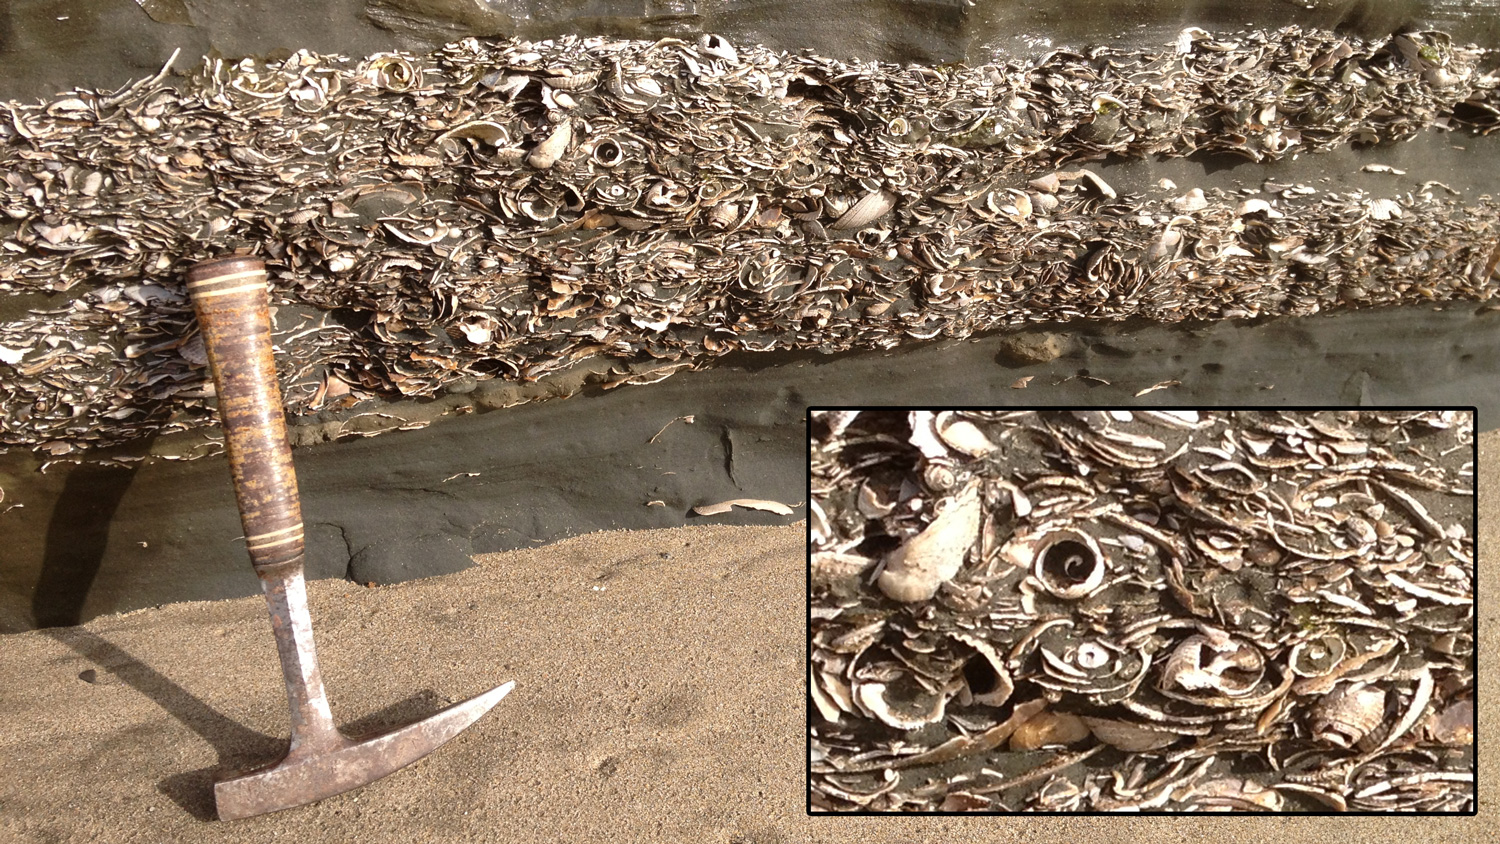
[0,433,1489,841]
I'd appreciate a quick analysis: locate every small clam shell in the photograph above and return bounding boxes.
[1235,198,1284,218]
[1010,711,1091,751]
[1311,683,1386,748]
[1028,173,1061,193]
[1031,529,1107,599]
[830,189,896,231]
[1081,716,1180,752]
[526,118,573,170]
[935,412,995,457]
[1172,188,1208,213]
[878,479,981,602]
[542,69,601,91]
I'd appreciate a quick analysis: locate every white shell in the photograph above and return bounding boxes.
[935,413,995,457]
[1030,529,1107,599]
[526,118,573,170]
[878,479,981,602]
[830,189,896,230]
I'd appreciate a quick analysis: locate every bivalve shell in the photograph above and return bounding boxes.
[1009,710,1091,751]
[1287,635,1347,678]
[1081,716,1181,752]
[830,189,896,231]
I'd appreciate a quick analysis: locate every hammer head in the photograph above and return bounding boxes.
[216,681,514,820]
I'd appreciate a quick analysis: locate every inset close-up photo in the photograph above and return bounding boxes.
[810,409,1475,813]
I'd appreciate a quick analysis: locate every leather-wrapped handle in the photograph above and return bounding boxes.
[186,257,304,572]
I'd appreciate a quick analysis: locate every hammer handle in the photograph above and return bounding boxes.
[186,257,305,572]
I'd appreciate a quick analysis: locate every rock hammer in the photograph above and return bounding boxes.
[185,256,513,820]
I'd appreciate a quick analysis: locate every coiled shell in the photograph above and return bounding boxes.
[1031,529,1107,599]
[591,137,624,168]
[1310,683,1386,748]
[1287,634,1347,678]
[365,53,419,91]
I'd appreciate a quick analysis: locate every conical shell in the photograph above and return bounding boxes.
[526,118,573,170]
[878,479,981,602]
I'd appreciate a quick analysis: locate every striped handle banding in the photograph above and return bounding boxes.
[186,256,305,572]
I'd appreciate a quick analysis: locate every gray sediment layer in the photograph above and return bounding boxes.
[2,301,1494,632]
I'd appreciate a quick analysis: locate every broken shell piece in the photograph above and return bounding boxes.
[956,636,1014,707]
[1428,699,1473,746]
[1081,716,1181,752]
[1160,633,1266,698]
[830,189,896,230]
[526,118,573,169]
[1009,710,1091,751]
[878,479,982,602]
[1031,529,1107,599]
[855,675,949,730]
[1287,635,1346,678]
[692,498,795,516]
[437,120,510,146]
[1311,683,1386,748]
[1056,169,1116,199]
[697,34,739,63]
[1074,641,1110,670]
